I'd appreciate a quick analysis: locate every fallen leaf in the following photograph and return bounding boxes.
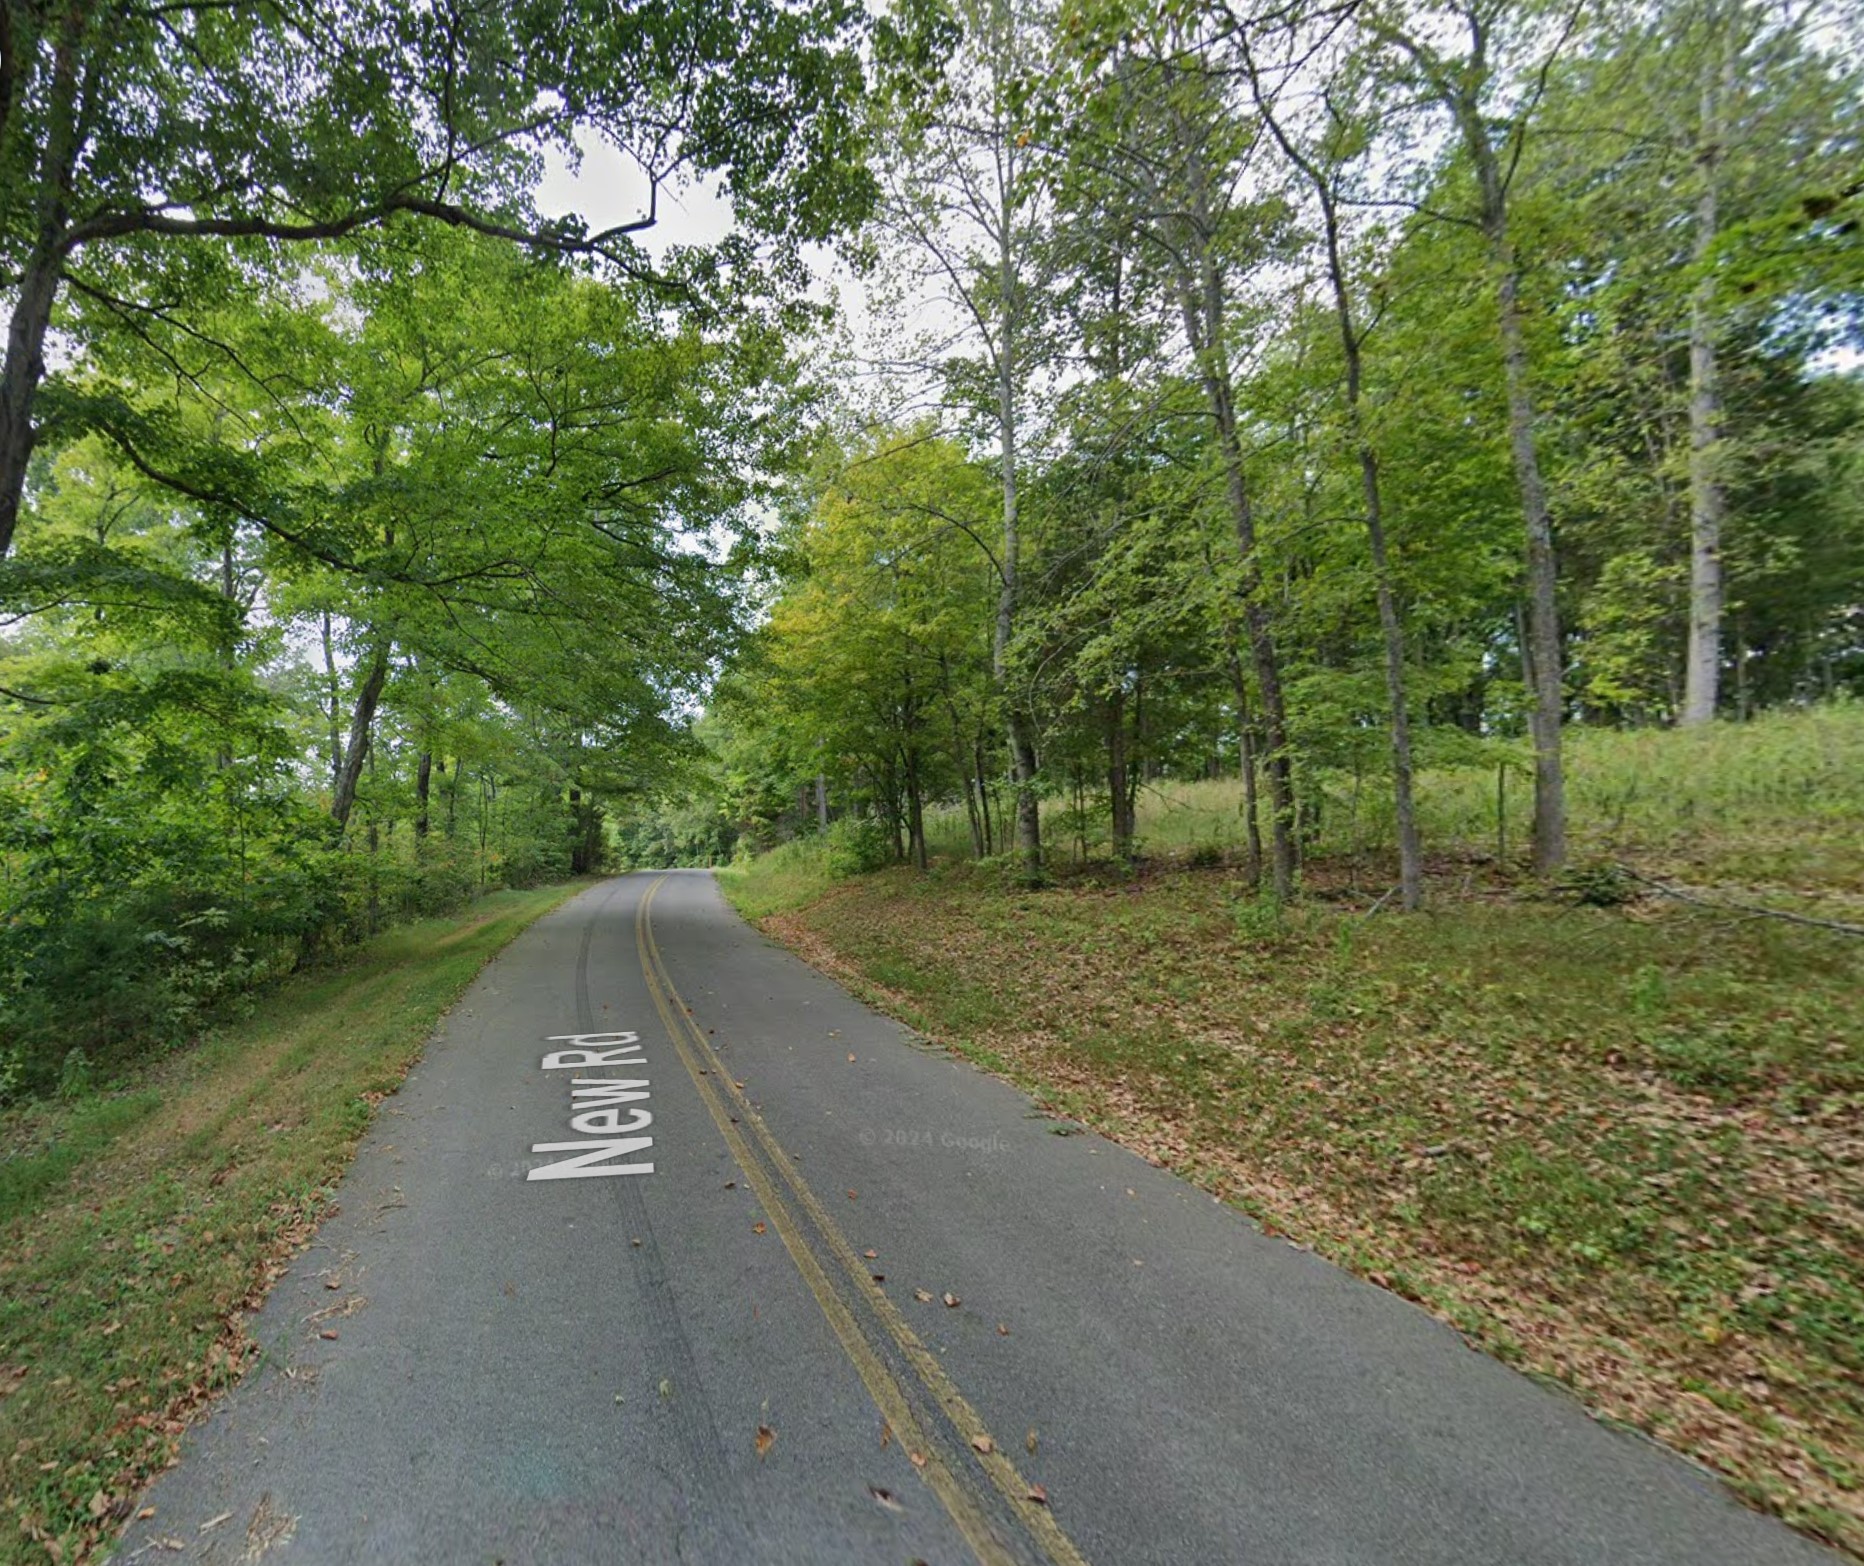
[756,1425,776,1460]
[943,1292,961,1308]
[630,1238,642,1248]
[847,1189,858,1200]
[1027,1484,1050,1505]
[869,1485,903,1513]
[659,1379,672,1398]
[723,1180,737,1190]
[246,1491,294,1556]
[848,1053,857,1063]
[752,1221,767,1235]
[879,1422,893,1448]
[909,1451,928,1469]
[970,1435,993,1455]
[137,1508,156,1521]
[318,1330,338,1341]
[1026,1428,1038,1454]
[863,1249,878,1259]
[997,1323,1010,1336]
[914,1289,934,1303]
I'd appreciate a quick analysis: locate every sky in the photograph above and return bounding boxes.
[535,131,742,261]
[534,129,874,350]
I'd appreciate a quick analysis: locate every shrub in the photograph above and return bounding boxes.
[824,816,892,877]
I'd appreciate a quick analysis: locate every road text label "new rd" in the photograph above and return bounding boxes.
[527,1032,655,1180]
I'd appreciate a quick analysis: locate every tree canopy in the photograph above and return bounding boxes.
[2,0,1860,1091]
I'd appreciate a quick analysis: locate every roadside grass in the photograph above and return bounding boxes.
[0,881,585,1565]
[722,712,1864,1556]
[922,703,1864,895]
[715,832,847,921]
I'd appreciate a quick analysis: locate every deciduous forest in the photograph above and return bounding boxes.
[2,0,1863,1556]
[632,0,1861,897]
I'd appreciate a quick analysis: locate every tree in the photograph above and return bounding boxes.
[0,0,874,561]
[1361,0,1587,872]
[873,0,1058,876]
[1058,10,1304,895]
[1241,22,1426,907]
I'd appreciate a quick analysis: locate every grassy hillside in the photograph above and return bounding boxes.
[920,703,1864,893]
[720,705,1864,1555]
[0,882,585,1564]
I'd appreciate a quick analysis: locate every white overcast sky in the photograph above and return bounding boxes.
[534,129,878,368]
[535,130,738,260]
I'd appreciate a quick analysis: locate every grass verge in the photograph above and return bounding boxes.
[0,880,586,1564]
[919,703,1864,894]
[722,855,1864,1556]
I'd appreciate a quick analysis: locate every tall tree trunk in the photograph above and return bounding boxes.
[1358,443,1424,909]
[215,532,237,770]
[1248,73,1425,909]
[1107,687,1134,861]
[905,750,928,872]
[321,610,342,792]
[1226,653,1264,890]
[568,786,600,875]
[941,660,986,859]
[331,644,390,831]
[1162,110,1297,897]
[1682,15,1732,727]
[1464,124,1566,873]
[0,9,85,562]
[988,94,1042,880]
[1211,392,1297,899]
[1493,246,1567,874]
[886,779,906,863]
[415,750,432,839]
[961,770,985,859]
[975,739,995,856]
[996,284,1041,877]
[0,270,57,563]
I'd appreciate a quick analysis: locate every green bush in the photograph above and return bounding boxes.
[824,816,892,877]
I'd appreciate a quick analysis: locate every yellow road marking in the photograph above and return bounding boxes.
[636,874,1092,1566]
[634,877,1015,1566]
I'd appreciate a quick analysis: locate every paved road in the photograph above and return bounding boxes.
[118,872,1829,1565]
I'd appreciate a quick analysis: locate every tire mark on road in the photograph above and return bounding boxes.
[573,877,748,1555]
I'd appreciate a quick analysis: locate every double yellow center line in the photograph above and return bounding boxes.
[634,874,1091,1566]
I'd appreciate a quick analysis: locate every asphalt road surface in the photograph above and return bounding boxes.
[117,871,1831,1565]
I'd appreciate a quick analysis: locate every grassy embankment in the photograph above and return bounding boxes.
[0,881,585,1564]
[720,705,1864,1555]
